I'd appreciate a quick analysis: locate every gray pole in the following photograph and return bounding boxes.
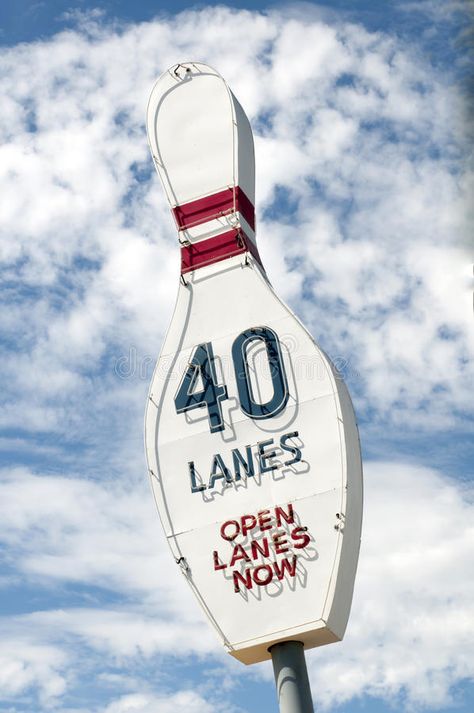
[269,641,314,713]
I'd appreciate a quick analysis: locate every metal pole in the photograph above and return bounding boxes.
[269,641,314,713]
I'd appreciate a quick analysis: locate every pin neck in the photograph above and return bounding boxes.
[173,186,255,232]
[180,228,263,275]
[172,186,262,275]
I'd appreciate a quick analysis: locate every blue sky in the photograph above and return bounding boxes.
[0,1,472,712]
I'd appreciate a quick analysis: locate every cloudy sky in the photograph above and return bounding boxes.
[0,1,473,712]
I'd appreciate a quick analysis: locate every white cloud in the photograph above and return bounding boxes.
[0,468,190,613]
[306,461,474,710]
[101,689,230,713]
[0,639,68,708]
[4,608,215,660]
[1,460,473,709]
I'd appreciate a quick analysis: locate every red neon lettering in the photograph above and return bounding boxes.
[241,514,257,537]
[213,551,226,571]
[272,530,290,555]
[250,537,270,560]
[275,503,294,527]
[230,544,251,567]
[233,568,252,593]
[258,509,272,531]
[220,520,239,541]
[273,555,298,580]
[253,564,273,586]
[291,526,310,549]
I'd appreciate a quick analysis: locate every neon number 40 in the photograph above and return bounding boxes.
[174,327,289,433]
[174,342,228,433]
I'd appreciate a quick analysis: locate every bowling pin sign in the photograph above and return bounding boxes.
[145,62,363,665]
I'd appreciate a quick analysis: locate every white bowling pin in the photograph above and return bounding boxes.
[145,62,362,665]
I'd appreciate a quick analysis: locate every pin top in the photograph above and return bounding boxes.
[147,62,261,275]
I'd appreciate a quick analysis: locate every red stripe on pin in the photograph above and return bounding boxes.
[173,186,255,231]
[181,229,263,274]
